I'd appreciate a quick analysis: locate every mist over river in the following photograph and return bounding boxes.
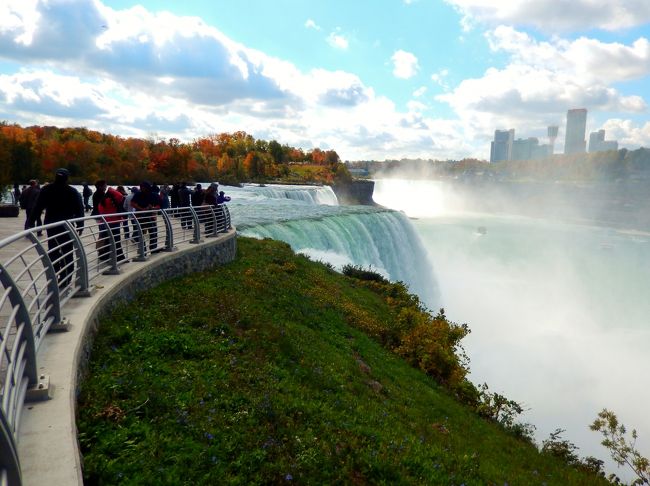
[374,178,650,478]
[219,180,648,478]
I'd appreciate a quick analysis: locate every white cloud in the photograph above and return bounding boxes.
[391,50,419,79]
[601,118,650,148]
[304,19,320,30]
[413,86,427,97]
[435,25,649,151]
[431,69,450,90]
[486,26,650,84]
[445,0,650,32]
[0,0,473,160]
[1,0,647,162]
[327,31,349,50]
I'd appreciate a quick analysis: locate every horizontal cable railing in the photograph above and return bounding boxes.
[0,203,232,485]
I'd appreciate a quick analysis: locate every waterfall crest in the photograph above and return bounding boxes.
[246,184,339,205]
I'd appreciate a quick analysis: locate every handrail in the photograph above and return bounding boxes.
[0,203,232,485]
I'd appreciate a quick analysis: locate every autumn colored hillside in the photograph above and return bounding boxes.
[0,123,351,186]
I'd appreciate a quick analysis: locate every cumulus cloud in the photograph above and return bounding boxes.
[391,50,419,79]
[413,86,427,97]
[486,26,650,84]
[304,19,320,30]
[431,69,450,90]
[436,25,649,147]
[327,31,349,50]
[0,0,469,160]
[445,0,650,32]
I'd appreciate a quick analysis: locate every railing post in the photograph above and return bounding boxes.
[64,221,90,297]
[214,205,225,233]
[24,232,62,333]
[189,206,201,244]
[207,207,218,237]
[0,264,38,387]
[159,210,175,251]
[224,204,232,230]
[130,214,147,262]
[100,217,120,276]
[0,411,22,486]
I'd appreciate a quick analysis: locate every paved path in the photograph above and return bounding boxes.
[0,212,26,259]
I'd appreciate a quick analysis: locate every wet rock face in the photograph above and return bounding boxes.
[332,180,376,206]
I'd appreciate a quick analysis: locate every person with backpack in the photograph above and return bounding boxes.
[94,180,126,262]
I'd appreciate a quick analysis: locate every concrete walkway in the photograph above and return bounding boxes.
[1,211,237,485]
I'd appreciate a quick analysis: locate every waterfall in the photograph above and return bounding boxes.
[245,184,339,205]
[240,209,440,309]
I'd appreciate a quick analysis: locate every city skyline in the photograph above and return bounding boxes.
[489,108,620,162]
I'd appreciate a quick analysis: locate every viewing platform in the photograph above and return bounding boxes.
[0,207,237,485]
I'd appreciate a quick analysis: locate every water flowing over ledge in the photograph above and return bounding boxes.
[240,209,440,310]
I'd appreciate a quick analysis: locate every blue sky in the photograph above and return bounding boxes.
[1,0,650,160]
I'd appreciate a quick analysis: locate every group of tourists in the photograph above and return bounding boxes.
[15,169,231,288]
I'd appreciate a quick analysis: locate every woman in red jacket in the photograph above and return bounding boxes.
[94,180,126,263]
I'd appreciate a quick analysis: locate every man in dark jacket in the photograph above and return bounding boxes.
[20,180,42,235]
[178,182,192,229]
[29,168,84,289]
[130,181,161,254]
[82,183,93,212]
[191,184,204,206]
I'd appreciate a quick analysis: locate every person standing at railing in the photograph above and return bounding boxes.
[28,168,84,288]
[94,180,126,263]
[130,181,161,254]
[202,183,218,234]
[178,182,191,229]
[82,183,93,212]
[20,179,43,236]
[116,185,130,238]
[216,190,231,204]
[124,187,139,241]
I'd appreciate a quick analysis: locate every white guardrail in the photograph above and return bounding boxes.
[0,204,231,485]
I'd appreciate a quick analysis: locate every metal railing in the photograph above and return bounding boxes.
[0,203,231,485]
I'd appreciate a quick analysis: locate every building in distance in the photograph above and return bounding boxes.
[511,137,552,161]
[564,108,588,154]
[588,129,619,153]
[490,129,514,163]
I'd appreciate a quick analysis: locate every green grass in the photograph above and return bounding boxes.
[77,237,608,485]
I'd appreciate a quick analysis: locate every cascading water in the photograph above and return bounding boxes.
[221,183,439,309]
[241,209,439,308]
[243,184,339,205]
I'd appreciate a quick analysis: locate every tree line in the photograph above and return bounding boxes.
[351,147,650,182]
[0,122,349,188]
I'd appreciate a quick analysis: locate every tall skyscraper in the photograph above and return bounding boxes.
[564,108,587,154]
[547,126,559,155]
[490,129,514,162]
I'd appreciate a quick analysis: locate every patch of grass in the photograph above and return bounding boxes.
[78,237,608,485]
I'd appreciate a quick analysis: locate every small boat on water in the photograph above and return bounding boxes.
[477,226,487,235]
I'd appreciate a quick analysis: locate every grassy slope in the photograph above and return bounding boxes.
[77,237,607,485]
